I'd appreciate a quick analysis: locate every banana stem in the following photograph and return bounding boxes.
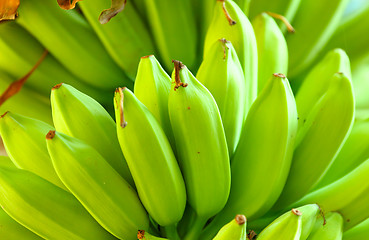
[183,216,208,240]
[162,224,180,240]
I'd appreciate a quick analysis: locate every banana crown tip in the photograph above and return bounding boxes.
[137,230,145,239]
[273,73,286,78]
[141,55,154,59]
[291,208,302,216]
[235,214,247,225]
[52,83,64,90]
[46,130,56,140]
[0,111,9,119]
[172,60,188,91]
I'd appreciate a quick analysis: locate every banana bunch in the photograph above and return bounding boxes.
[0,0,369,239]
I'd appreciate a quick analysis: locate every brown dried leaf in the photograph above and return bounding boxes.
[99,0,126,24]
[0,0,20,22]
[0,50,48,106]
[57,0,82,10]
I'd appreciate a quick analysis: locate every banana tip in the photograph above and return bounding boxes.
[273,73,286,78]
[141,55,154,59]
[52,83,63,90]
[0,111,9,119]
[291,209,302,216]
[235,214,247,225]
[46,130,56,140]
[137,230,145,239]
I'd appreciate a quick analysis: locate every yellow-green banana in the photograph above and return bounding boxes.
[78,0,155,79]
[307,212,343,240]
[201,73,297,239]
[196,39,246,156]
[16,0,131,90]
[0,111,65,189]
[114,87,186,230]
[252,12,288,93]
[275,72,355,209]
[46,130,149,240]
[142,0,197,71]
[0,167,116,240]
[204,0,258,115]
[213,215,247,240]
[168,61,230,239]
[286,0,350,77]
[343,217,369,240]
[50,83,134,186]
[133,55,175,148]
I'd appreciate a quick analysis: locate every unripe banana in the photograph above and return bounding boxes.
[133,55,175,147]
[257,208,303,240]
[343,217,369,240]
[307,212,343,240]
[276,72,355,209]
[16,0,131,90]
[46,130,149,239]
[252,13,288,93]
[196,39,246,156]
[51,83,134,186]
[286,0,350,77]
[0,111,66,190]
[142,0,197,70]
[204,0,258,115]
[78,0,155,79]
[201,73,297,239]
[298,204,321,240]
[0,167,116,240]
[213,215,247,240]
[114,87,186,228]
[168,61,230,239]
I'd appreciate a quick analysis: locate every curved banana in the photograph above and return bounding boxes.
[0,111,66,189]
[307,212,343,240]
[252,13,288,93]
[343,217,369,240]
[142,0,197,70]
[78,0,155,79]
[196,39,246,156]
[213,215,247,240]
[316,118,369,189]
[133,55,175,148]
[298,204,322,240]
[257,208,302,240]
[286,0,350,77]
[50,83,134,186]
[114,87,186,229]
[16,0,131,90]
[0,167,116,240]
[46,130,149,240]
[201,73,297,239]
[275,72,355,209]
[351,56,369,120]
[168,61,230,239]
[204,0,258,115]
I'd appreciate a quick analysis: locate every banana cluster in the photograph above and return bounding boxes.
[0,0,369,239]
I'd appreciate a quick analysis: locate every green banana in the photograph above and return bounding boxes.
[316,118,369,188]
[196,39,246,156]
[307,212,343,240]
[114,87,186,229]
[204,0,258,115]
[46,130,149,240]
[142,0,197,71]
[275,72,355,209]
[256,208,302,240]
[252,12,288,93]
[0,21,110,104]
[286,0,350,77]
[248,0,301,26]
[78,0,155,79]
[50,83,134,186]
[212,215,247,240]
[0,72,52,124]
[343,217,369,240]
[351,56,369,120]
[168,61,230,239]
[0,111,66,190]
[298,204,322,240]
[16,0,131,90]
[0,167,116,240]
[200,73,297,239]
[133,55,175,147]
